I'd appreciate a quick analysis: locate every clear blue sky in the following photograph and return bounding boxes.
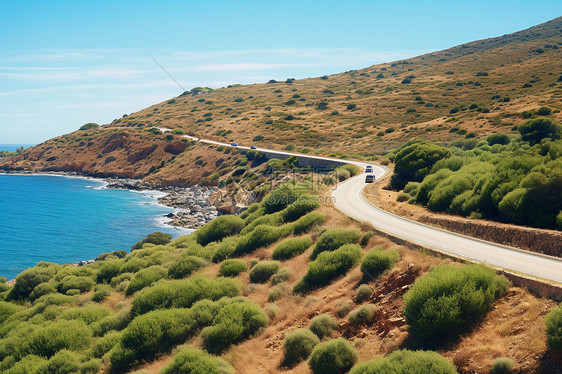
[1,0,559,144]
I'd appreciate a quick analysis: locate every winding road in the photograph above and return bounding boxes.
[162,129,562,284]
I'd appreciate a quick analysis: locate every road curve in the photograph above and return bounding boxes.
[160,128,562,284]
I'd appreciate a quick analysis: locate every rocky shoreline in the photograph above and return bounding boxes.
[1,170,221,230]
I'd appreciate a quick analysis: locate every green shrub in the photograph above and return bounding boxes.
[131,276,241,316]
[294,244,362,293]
[349,349,458,374]
[201,299,268,353]
[268,283,290,302]
[110,308,194,371]
[90,331,121,358]
[280,198,320,222]
[271,267,292,285]
[126,266,167,295]
[79,122,99,130]
[195,215,245,246]
[283,328,320,366]
[263,185,301,214]
[160,347,234,374]
[292,212,327,235]
[355,284,372,303]
[545,304,562,351]
[0,301,23,324]
[336,300,354,318]
[403,264,509,344]
[219,259,247,277]
[10,319,92,360]
[109,272,133,287]
[168,255,207,279]
[45,349,82,374]
[391,142,451,190]
[360,247,400,279]
[132,232,172,250]
[310,228,361,260]
[340,164,361,177]
[59,305,112,325]
[360,231,375,247]
[490,357,514,374]
[309,313,338,340]
[308,338,358,374]
[211,237,239,263]
[96,260,121,284]
[348,304,377,326]
[90,309,131,336]
[57,276,95,294]
[249,261,280,283]
[29,282,57,301]
[3,354,48,373]
[518,117,561,144]
[8,263,59,300]
[273,237,313,260]
[537,106,552,116]
[487,133,510,146]
[91,284,112,302]
[233,224,292,256]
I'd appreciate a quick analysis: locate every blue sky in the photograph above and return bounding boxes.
[1,1,560,144]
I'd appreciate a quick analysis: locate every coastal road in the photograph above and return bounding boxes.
[160,128,562,284]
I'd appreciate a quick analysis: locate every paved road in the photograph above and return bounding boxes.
[160,128,562,284]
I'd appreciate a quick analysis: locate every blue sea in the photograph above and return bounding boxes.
[0,174,191,280]
[0,144,35,152]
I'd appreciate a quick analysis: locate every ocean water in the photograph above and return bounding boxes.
[0,144,35,152]
[0,174,191,280]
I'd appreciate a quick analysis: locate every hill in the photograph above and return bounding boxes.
[2,17,562,183]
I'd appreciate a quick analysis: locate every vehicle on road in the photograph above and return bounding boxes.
[250,145,257,149]
[365,175,375,183]
[231,143,238,147]
[365,165,373,173]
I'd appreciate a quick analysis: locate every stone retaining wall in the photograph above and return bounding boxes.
[419,215,562,257]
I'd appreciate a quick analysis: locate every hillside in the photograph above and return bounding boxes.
[107,16,562,156]
[2,17,562,183]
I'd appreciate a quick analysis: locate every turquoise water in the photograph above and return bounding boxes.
[0,174,191,280]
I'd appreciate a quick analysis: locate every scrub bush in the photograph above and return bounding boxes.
[280,199,320,222]
[160,347,234,374]
[273,237,313,260]
[490,357,514,374]
[271,267,292,285]
[310,228,361,260]
[487,133,510,146]
[308,338,358,374]
[96,260,121,284]
[90,309,131,336]
[249,261,280,283]
[131,232,172,250]
[195,215,245,246]
[45,349,82,374]
[403,264,509,344]
[292,212,327,235]
[211,237,239,263]
[283,328,320,365]
[233,224,292,256]
[391,142,451,190]
[201,299,268,353]
[309,313,338,339]
[219,259,247,277]
[348,304,377,326]
[168,255,207,279]
[57,276,95,294]
[294,244,362,293]
[268,283,290,302]
[90,331,121,358]
[92,284,112,302]
[349,349,458,374]
[360,247,400,279]
[545,304,562,351]
[126,266,167,295]
[59,305,112,325]
[518,117,561,144]
[131,276,241,316]
[355,284,372,303]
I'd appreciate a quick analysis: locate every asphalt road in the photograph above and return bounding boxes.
[160,128,562,284]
